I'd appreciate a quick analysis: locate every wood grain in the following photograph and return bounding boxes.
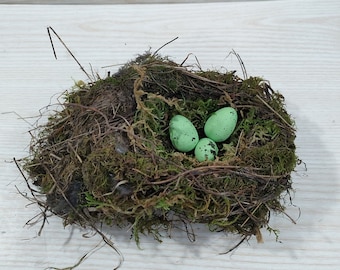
[0,0,267,4]
[1,1,340,269]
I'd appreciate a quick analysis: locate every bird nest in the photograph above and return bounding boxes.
[20,52,297,247]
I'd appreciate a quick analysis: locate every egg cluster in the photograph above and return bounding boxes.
[169,107,238,161]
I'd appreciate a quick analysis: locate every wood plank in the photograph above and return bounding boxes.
[1,1,340,269]
[0,0,268,4]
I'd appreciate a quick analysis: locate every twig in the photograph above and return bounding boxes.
[219,235,249,255]
[152,37,179,56]
[47,26,93,82]
[256,94,295,130]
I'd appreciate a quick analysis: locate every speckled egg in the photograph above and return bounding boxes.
[194,138,218,162]
[169,115,199,152]
[204,107,238,142]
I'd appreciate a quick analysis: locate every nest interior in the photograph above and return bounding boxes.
[23,52,297,244]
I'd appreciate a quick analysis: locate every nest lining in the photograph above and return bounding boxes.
[22,52,297,244]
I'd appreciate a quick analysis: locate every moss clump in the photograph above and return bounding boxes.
[22,52,297,245]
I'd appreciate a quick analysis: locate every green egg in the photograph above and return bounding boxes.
[194,138,218,162]
[204,107,238,142]
[169,115,199,152]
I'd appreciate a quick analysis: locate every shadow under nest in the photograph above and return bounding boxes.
[22,52,297,245]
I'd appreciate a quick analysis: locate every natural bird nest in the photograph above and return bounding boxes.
[21,52,297,248]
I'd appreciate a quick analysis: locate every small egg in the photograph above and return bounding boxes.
[204,107,238,142]
[169,115,199,152]
[194,138,218,162]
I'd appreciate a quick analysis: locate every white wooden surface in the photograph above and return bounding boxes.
[0,0,267,4]
[1,1,340,269]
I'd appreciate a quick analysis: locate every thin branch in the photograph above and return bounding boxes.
[152,37,179,56]
[47,26,93,82]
